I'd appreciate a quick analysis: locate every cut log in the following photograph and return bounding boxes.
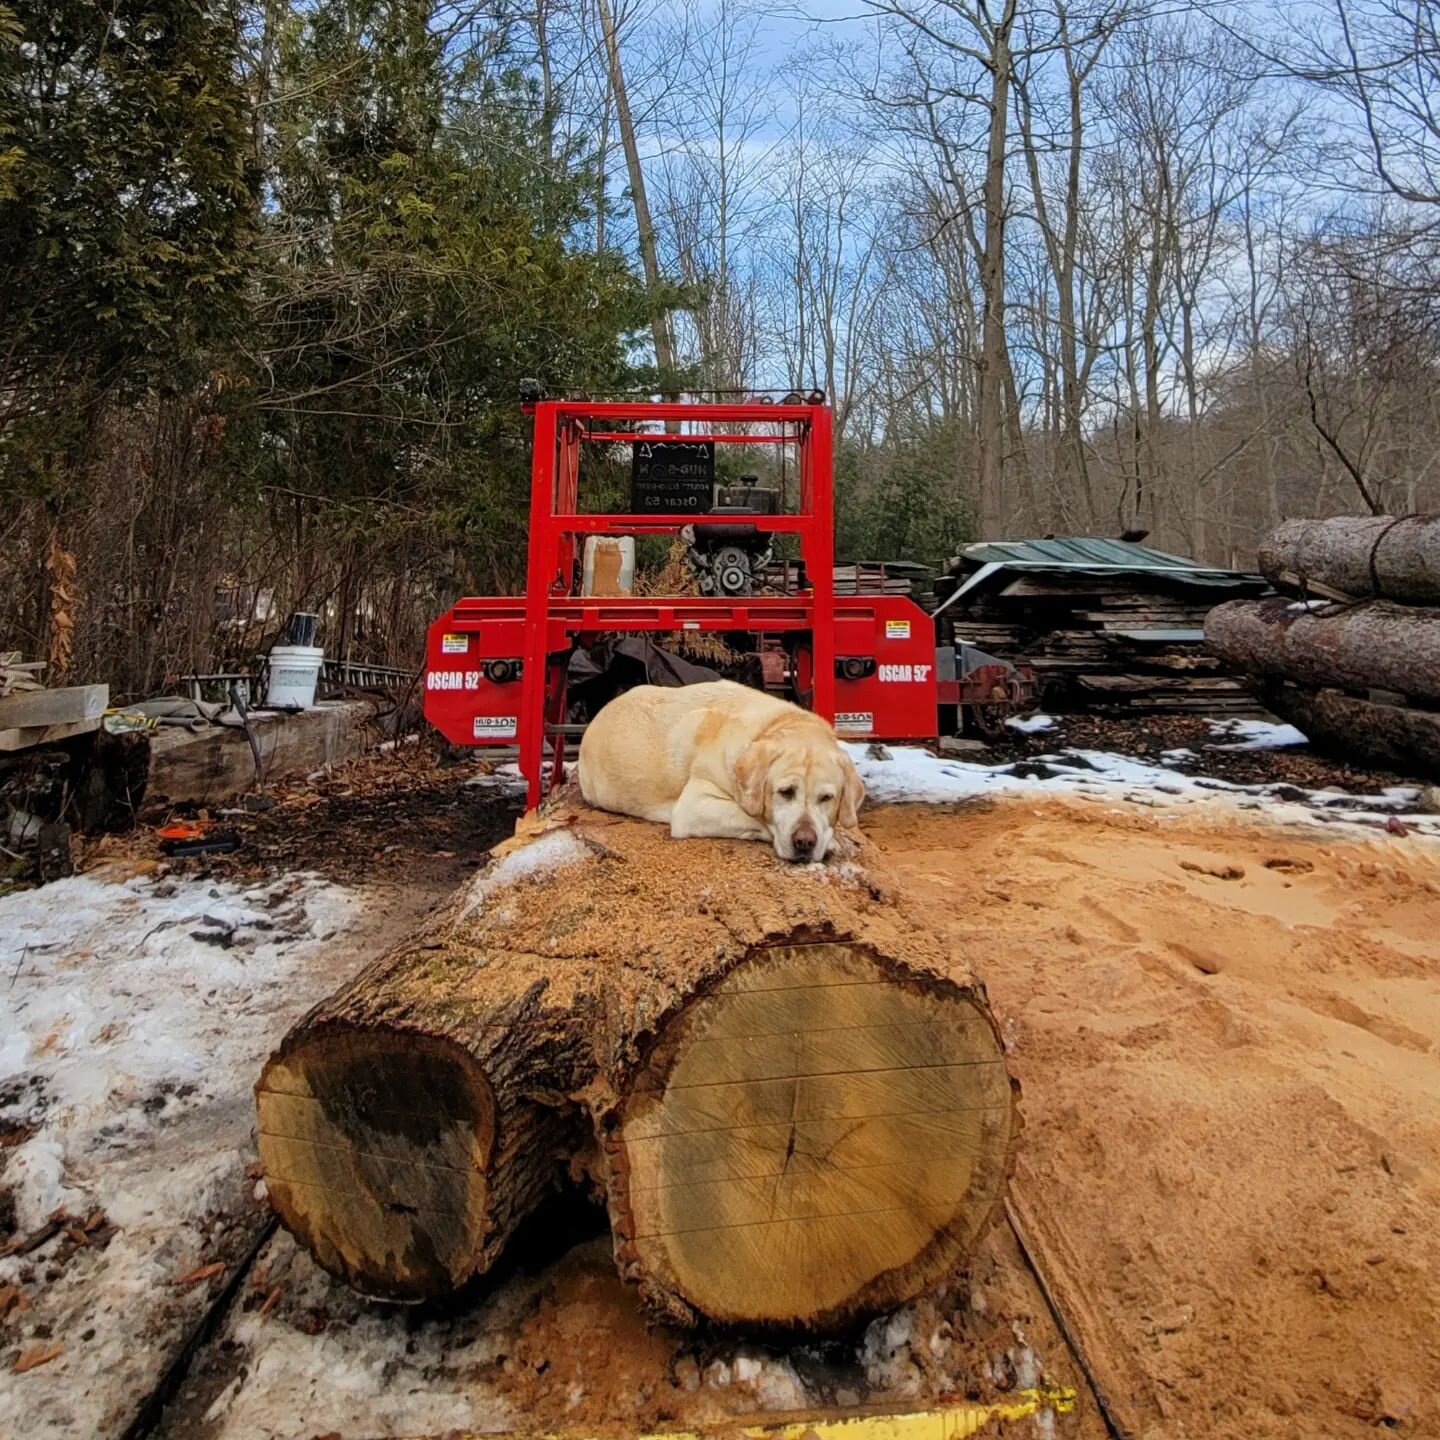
[256,798,1016,1327]
[255,842,593,1302]
[611,939,1013,1329]
[1205,597,1440,703]
[1259,515,1440,604]
[1259,684,1440,779]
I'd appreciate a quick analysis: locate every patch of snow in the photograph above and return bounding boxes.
[462,759,570,795]
[743,1356,809,1412]
[860,1306,924,1399]
[1207,718,1309,751]
[376,732,421,752]
[460,827,590,919]
[1005,713,1057,733]
[463,769,527,793]
[0,869,359,1440]
[1287,598,1335,612]
[844,743,1440,838]
[3,1138,81,1233]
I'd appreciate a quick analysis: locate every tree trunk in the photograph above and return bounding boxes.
[596,0,678,409]
[1260,683,1440,780]
[977,4,1016,537]
[256,800,1017,1327]
[1205,596,1440,702]
[1258,516,1440,604]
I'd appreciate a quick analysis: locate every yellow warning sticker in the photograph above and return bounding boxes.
[885,619,911,640]
[441,633,469,654]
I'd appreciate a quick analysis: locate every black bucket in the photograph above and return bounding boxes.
[286,612,319,647]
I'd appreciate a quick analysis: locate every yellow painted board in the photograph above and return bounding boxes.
[392,1386,1077,1440]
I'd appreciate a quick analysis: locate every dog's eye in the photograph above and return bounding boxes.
[818,792,835,804]
[777,785,797,801]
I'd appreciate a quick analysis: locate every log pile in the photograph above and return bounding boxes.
[255,798,1017,1329]
[1258,515,1440,604]
[1207,515,1440,778]
[945,575,1261,716]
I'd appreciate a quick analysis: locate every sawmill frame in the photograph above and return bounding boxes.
[424,397,942,808]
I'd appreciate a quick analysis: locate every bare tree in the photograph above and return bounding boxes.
[1011,0,1131,526]
[597,0,680,390]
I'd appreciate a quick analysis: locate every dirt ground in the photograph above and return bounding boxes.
[9,746,1440,1439]
[145,781,1437,1440]
[867,799,1440,1438]
[78,746,527,890]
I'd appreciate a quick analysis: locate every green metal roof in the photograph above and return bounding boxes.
[934,536,1265,615]
[960,536,1259,582]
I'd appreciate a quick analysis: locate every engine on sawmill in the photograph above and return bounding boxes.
[681,475,779,597]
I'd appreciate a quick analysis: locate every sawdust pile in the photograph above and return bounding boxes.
[868,798,1440,1438]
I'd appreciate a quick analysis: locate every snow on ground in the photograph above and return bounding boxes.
[190,1232,814,1440]
[1205,718,1309,750]
[197,1231,516,1439]
[844,742,1440,837]
[1005,713,1057,734]
[460,826,590,920]
[0,868,359,1438]
[1,721,1432,1431]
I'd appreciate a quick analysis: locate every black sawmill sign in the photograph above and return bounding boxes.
[631,439,715,513]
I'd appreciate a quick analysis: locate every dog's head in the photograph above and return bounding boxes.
[734,724,865,862]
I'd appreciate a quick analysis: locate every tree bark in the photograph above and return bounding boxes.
[1258,516,1440,604]
[256,798,1017,1327]
[1259,683,1440,780]
[1205,596,1440,702]
[977,1,1017,537]
[596,0,679,408]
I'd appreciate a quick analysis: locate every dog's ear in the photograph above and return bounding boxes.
[838,753,866,828]
[734,739,773,819]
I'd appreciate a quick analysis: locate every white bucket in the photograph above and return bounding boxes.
[266,644,324,709]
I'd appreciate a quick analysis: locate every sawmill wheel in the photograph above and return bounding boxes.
[969,681,1015,738]
[614,941,1015,1328]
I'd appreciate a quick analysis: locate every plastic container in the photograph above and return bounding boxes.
[286,611,320,647]
[265,644,324,709]
[582,535,635,595]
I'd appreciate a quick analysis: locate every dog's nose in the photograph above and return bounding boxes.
[791,823,817,859]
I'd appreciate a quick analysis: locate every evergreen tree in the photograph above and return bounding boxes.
[0,0,254,490]
[240,0,647,586]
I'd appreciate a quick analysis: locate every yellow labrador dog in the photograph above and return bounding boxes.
[577,680,864,862]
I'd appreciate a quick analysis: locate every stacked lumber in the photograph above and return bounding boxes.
[1,652,47,698]
[0,654,108,753]
[947,576,1258,716]
[1207,515,1440,778]
[761,561,935,607]
[256,798,1016,1329]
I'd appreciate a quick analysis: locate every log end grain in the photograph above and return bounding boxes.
[256,1027,495,1301]
[607,940,1015,1330]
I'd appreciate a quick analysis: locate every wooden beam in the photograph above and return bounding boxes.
[0,715,103,753]
[0,684,108,730]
